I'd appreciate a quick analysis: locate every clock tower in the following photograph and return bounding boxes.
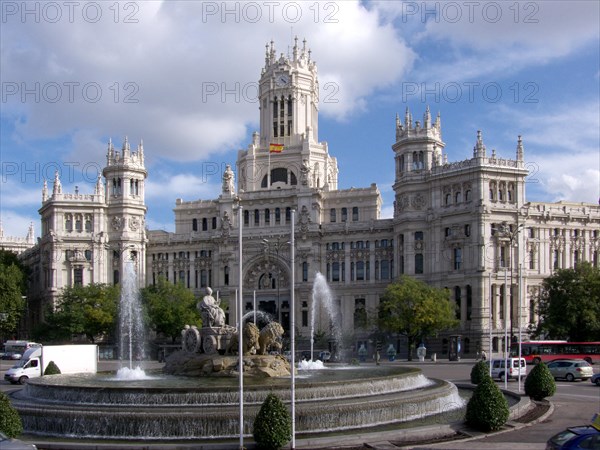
[258,37,320,148]
[237,38,337,193]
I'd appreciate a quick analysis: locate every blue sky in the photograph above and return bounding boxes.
[1,1,599,237]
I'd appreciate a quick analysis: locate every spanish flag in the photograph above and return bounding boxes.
[269,143,284,153]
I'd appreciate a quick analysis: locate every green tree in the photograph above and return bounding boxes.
[0,250,27,339]
[524,362,556,401]
[0,391,23,437]
[378,276,458,360]
[37,283,119,343]
[534,262,600,341]
[470,360,490,385]
[465,375,509,432]
[253,393,292,449]
[142,277,200,343]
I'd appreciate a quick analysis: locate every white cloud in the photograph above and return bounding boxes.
[0,209,38,239]
[145,172,222,203]
[1,1,414,163]
[495,102,600,204]
[373,1,599,82]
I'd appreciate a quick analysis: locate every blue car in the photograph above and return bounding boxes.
[591,373,600,386]
[546,426,600,449]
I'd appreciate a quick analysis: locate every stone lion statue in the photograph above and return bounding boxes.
[226,322,260,356]
[258,322,284,355]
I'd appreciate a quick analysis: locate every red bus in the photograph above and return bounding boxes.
[511,341,600,364]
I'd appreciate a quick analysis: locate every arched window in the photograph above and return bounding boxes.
[341,207,347,222]
[465,190,471,202]
[244,210,249,226]
[202,218,208,231]
[265,208,270,224]
[445,193,452,205]
[254,209,260,226]
[192,218,198,231]
[275,208,281,224]
[352,207,359,221]
[330,208,336,223]
[455,191,462,203]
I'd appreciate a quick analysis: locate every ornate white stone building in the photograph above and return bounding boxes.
[17,39,600,357]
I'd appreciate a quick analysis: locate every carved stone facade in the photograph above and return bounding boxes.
[17,39,599,357]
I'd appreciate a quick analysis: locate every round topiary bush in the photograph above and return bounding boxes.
[470,360,490,384]
[253,393,291,450]
[465,375,509,432]
[44,361,62,375]
[525,362,556,401]
[0,392,23,438]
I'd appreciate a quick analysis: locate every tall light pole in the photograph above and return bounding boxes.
[290,209,296,450]
[493,221,525,391]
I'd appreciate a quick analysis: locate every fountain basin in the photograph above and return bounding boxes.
[11,365,464,441]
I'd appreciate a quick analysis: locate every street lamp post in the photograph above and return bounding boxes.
[494,221,525,391]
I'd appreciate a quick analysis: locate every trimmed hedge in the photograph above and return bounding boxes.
[0,391,23,438]
[470,360,489,384]
[44,360,62,375]
[525,362,556,401]
[253,393,292,450]
[465,375,509,432]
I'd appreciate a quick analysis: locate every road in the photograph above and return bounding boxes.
[1,358,599,449]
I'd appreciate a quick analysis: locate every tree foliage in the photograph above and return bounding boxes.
[465,375,509,432]
[525,362,556,401]
[0,391,23,438]
[142,277,200,343]
[253,393,292,449]
[534,262,600,341]
[378,276,458,360]
[35,283,119,343]
[0,250,27,339]
[44,361,62,375]
[470,360,490,385]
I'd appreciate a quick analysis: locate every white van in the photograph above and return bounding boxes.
[489,358,526,381]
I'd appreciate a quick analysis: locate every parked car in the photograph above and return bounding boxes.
[0,431,37,449]
[1,352,22,360]
[546,359,594,382]
[489,358,527,381]
[546,425,600,449]
[590,373,600,386]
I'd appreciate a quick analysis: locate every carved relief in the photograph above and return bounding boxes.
[411,193,426,210]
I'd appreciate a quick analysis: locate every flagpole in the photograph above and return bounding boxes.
[268,147,271,187]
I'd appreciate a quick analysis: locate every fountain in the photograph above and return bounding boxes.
[9,282,468,443]
[306,272,340,368]
[115,259,147,380]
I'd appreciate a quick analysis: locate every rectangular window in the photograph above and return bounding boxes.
[352,207,359,221]
[330,208,336,223]
[341,207,347,222]
[381,260,390,279]
[332,262,340,282]
[415,253,424,274]
[73,267,83,286]
[254,209,260,226]
[302,310,308,328]
[454,248,462,270]
[302,262,308,282]
[275,208,281,224]
[354,298,367,328]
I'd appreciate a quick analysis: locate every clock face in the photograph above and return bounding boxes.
[276,74,290,87]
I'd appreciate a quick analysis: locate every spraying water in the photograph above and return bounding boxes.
[118,260,146,376]
[309,272,341,367]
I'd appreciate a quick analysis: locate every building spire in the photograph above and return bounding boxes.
[52,170,62,196]
[516,135,524,161]
[27,222,35,244]
[473,130,486,158]
[42,179,48,201]
[424,105,431,128]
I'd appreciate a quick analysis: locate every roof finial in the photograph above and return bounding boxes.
[516,135,524,161]
[424,105,431,128]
